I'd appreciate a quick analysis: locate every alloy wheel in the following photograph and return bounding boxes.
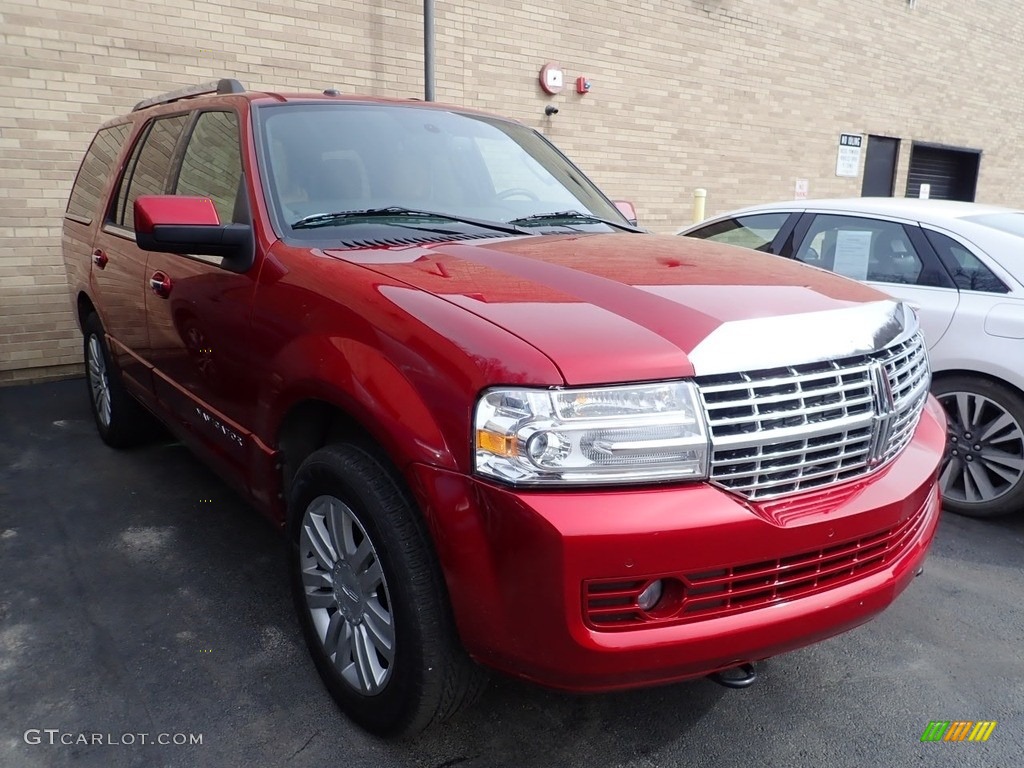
[86,334,112,429]
[937,390,1024,505]
[299,495,395,696]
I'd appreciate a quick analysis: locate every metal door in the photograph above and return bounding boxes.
[861,136,899,197]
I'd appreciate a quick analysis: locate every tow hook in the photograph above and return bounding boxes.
[708,663,758,689]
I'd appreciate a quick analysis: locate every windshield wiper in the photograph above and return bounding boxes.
[291,206,528,235]
[506,210,642,233]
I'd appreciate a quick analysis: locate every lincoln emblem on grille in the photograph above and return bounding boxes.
[868,362,897,466]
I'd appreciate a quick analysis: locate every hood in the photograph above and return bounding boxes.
[324,233,896,385]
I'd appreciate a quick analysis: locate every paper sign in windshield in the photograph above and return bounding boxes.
[833,230,873,281]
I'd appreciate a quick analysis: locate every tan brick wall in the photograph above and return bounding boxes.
[2,0,1024,379]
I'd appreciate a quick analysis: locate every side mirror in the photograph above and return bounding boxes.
[613,200,638,227]
[134,196,254,273]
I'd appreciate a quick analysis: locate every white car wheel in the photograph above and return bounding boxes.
[934,376,1024,518]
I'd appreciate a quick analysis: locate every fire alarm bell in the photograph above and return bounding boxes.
[539,62,564,95]
[576,76,591,94]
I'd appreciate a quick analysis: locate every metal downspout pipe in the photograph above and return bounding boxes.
[424,0,435,101]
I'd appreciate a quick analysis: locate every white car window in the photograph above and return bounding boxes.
[797,214,924,285]
[687,213,789,252]
[922,229,1009,294]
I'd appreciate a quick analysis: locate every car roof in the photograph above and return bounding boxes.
[724,197,1019,224]
[102,86,519,132]
[245,91,500,116]
[132,84,508,121]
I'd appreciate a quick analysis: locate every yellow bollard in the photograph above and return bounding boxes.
[692,188,707,224]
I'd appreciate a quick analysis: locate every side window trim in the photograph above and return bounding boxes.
[778,212,814,259]
[166,109,204,196]
[768,212,800,255]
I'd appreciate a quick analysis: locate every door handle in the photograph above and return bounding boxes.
[92,249,108,269]
[149,271,172,298]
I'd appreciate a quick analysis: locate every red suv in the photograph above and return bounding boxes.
[62,79,946,735]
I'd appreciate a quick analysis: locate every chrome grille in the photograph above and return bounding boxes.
[878,336,931,463]
[696,333,930,500]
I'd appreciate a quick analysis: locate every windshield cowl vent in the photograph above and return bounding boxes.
[332,232,503,249]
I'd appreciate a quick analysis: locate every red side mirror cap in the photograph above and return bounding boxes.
[613,200,638,226]
[134,196,221,234]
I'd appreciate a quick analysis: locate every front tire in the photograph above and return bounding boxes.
[933,376,1024,518]
[288,443,487,736]
[82,312,157,448]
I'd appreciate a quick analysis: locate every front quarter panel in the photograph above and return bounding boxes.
[248,243,564,508]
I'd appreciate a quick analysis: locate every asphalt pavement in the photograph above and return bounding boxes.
[1,379,1022,768]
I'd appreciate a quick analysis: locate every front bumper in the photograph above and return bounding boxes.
[409,396,946,692]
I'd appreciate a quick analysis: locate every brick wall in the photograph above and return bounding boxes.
[2,0,1023,381]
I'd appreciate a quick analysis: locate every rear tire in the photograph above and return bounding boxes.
[288,443,488,736]
[82,312,158,448]
[933,376,1024,518]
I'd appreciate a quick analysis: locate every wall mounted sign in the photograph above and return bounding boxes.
[836,133,863,177]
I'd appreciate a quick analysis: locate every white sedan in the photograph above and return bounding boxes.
[681,198,1024,518]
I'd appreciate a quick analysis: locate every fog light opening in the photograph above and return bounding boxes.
[637,580,664,612]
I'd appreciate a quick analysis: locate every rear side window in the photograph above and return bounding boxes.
[795,214,937,286]
[111,115,189,229]
[686,213,790,252]
[923,229,1009,293]
[66,124,130,223]
[175,111,245,224]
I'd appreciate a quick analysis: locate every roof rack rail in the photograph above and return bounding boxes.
[133,78,246,112]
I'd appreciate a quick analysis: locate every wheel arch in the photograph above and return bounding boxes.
[930,367,1024,401]
[275,397,379,505]
[268,374,458,520]
[76,291,97,332]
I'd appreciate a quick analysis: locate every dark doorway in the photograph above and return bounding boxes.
[905,143,981,201]
[861,135,900,196]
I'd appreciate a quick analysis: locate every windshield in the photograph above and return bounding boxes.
[256,103,628,239]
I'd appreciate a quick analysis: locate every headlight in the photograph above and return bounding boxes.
[474,381,709,485]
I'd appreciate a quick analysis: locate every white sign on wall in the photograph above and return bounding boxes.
[836,133,863,177]
[794,178,809,200]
